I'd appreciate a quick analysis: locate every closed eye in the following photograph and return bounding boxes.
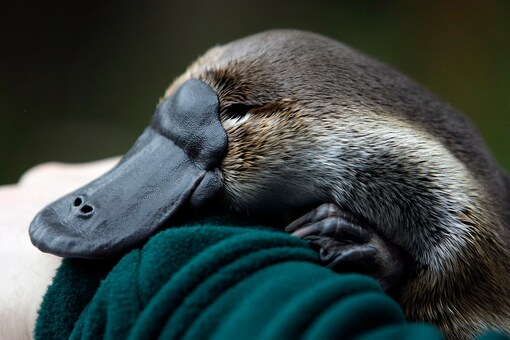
[223,103,260,119]
[222,103,260,129]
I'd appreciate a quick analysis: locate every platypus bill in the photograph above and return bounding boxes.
[29,30,510,339]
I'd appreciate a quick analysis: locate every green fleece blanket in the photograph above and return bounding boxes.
[35,219,508,340]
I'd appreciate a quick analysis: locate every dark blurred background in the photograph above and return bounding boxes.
[1,0,509,184]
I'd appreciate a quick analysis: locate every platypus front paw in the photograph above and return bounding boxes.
[285,203,413,296]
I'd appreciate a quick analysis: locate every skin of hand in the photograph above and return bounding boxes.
[0,157,119,340]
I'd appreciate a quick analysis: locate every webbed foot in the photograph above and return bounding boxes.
[285,203,413,296]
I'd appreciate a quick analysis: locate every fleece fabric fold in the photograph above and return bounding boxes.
[35,221,507,339]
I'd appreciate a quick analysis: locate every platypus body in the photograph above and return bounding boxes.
[30,30,510,339]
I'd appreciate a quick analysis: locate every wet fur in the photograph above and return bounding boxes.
[164,30,510,339]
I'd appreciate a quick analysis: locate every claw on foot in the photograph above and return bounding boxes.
[285,203,414,297]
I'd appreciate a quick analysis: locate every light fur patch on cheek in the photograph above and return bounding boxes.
[223,113,252,130]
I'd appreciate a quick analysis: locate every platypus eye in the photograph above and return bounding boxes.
[222,103,261,129]
[223,103,260,119]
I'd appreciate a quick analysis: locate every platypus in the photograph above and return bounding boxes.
[29,30,510,339]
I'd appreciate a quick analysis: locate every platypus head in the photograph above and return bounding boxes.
[30,29,478,260]
[31,30,342,258]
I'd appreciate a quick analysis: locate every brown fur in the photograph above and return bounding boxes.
[164,30,510,339]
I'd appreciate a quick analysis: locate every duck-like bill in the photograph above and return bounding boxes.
[29,79,227,259]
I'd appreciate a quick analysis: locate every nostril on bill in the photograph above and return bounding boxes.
[73,197,83,207]
[72,197,94,216]
[80,205,94,214]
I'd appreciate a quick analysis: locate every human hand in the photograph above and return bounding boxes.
[0,157,119,340]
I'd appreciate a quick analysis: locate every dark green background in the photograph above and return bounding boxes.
[1,1,509,184]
